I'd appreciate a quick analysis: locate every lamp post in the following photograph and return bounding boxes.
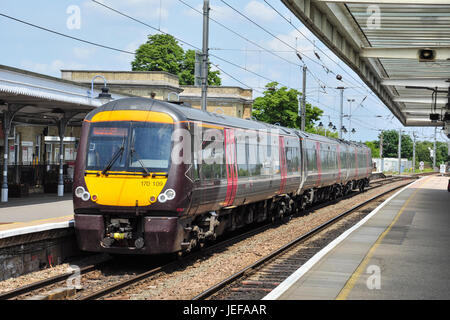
[337,86,345,139]
[318,121,324,136]
[347,98,355,140]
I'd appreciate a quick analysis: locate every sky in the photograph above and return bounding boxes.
[0,0,447,143]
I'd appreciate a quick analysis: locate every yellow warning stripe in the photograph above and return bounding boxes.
[335,177,429,300]
[87,110,174,124]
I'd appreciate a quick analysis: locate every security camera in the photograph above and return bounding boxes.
[418,49,436,62]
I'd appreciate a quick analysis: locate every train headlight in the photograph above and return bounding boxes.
[81,192,91,201]
[75,186,85,198]
[158,193,167,203]
[165,189,176,200]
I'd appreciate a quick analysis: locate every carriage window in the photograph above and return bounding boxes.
[201,127,225,180]
[237,139,249,177]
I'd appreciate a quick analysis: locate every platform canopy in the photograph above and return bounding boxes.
[282,0,450,127]
[0,64,130,126]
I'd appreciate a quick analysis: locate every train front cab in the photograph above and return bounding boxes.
[73,104,191,255]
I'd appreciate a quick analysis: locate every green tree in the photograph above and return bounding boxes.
[379,130,413,159]
[307,126,338,138]
[132,34,184,75]
[132,35,221,85]
[179,50,221,86]
[252,82,323,130]
[416,140,449,167]
[365,141,380,158]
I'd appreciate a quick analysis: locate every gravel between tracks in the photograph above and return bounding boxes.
[105,179,413,300]
[0,254,108,295]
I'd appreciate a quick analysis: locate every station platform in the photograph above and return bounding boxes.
[0,194,73,239]
[264,175,450,300]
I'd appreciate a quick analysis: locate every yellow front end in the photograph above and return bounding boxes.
[84,172,168,206]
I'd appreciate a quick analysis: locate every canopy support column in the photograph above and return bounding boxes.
[55,111,80,197]
[1,104,26,202]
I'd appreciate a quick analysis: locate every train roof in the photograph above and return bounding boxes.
[87,97,369,150]
[88,97,298,136]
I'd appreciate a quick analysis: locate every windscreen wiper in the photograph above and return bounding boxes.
[129,133,150,177]
[130,147,150,177]
[101,137,125,175]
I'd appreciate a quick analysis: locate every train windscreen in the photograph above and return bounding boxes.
[86,121,173,172]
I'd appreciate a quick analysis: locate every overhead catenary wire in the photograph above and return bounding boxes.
[1,1,392,138]
[217,0,386,111]
[177,0,302,68]
[90,0,305,92]
[0,1,290,96]
[0,12,135,55]
[261,0,387,107]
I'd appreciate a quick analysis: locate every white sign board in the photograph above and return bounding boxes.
[419,161,424,171]
[440,164,446,174]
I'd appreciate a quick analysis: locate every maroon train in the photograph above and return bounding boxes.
[73,97,371,255]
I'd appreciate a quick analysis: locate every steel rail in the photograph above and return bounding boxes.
[61,176,415,300]
[0,175,416,300]
[0,259,109,300]
[192,179,416,300]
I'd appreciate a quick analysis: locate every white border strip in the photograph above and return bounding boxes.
[263,177,426,300]
[0,220,74,240]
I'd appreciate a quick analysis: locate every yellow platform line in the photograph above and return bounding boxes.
[335,177,428,300]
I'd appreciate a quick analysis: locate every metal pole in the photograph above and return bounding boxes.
[1,113,9,202]
[301,65,307,131]
[201,0,210,112]
[433,126,437,170]
[412,132,416,173]
[57,120,66,197]
[338,87,344,139]
[398,129,402,174]
[379,131,384,172]
[347,99,355,140]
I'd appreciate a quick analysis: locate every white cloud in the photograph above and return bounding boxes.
[244,1,277,22]
[21,59,87,76]
[209,3,238,21]
[73,47,96,60]
[82,0,173,22]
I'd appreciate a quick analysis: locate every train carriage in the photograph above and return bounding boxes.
[73,97,371,255]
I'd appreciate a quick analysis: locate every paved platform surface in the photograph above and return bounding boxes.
[0,194,73,234]
[265,175,450,300]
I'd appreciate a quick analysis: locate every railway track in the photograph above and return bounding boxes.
[0,176,418,300]
[192,178,417,300]
[0,258,110,300]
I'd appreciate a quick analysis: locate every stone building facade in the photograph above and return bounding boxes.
[61,70,253,118]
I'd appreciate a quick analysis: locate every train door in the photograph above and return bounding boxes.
[315,141,322,187]
[278,135,287,194]
[223,128,238,207]
[341,144,349,183]
[336,144,342,184]
[198,125,227,212]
